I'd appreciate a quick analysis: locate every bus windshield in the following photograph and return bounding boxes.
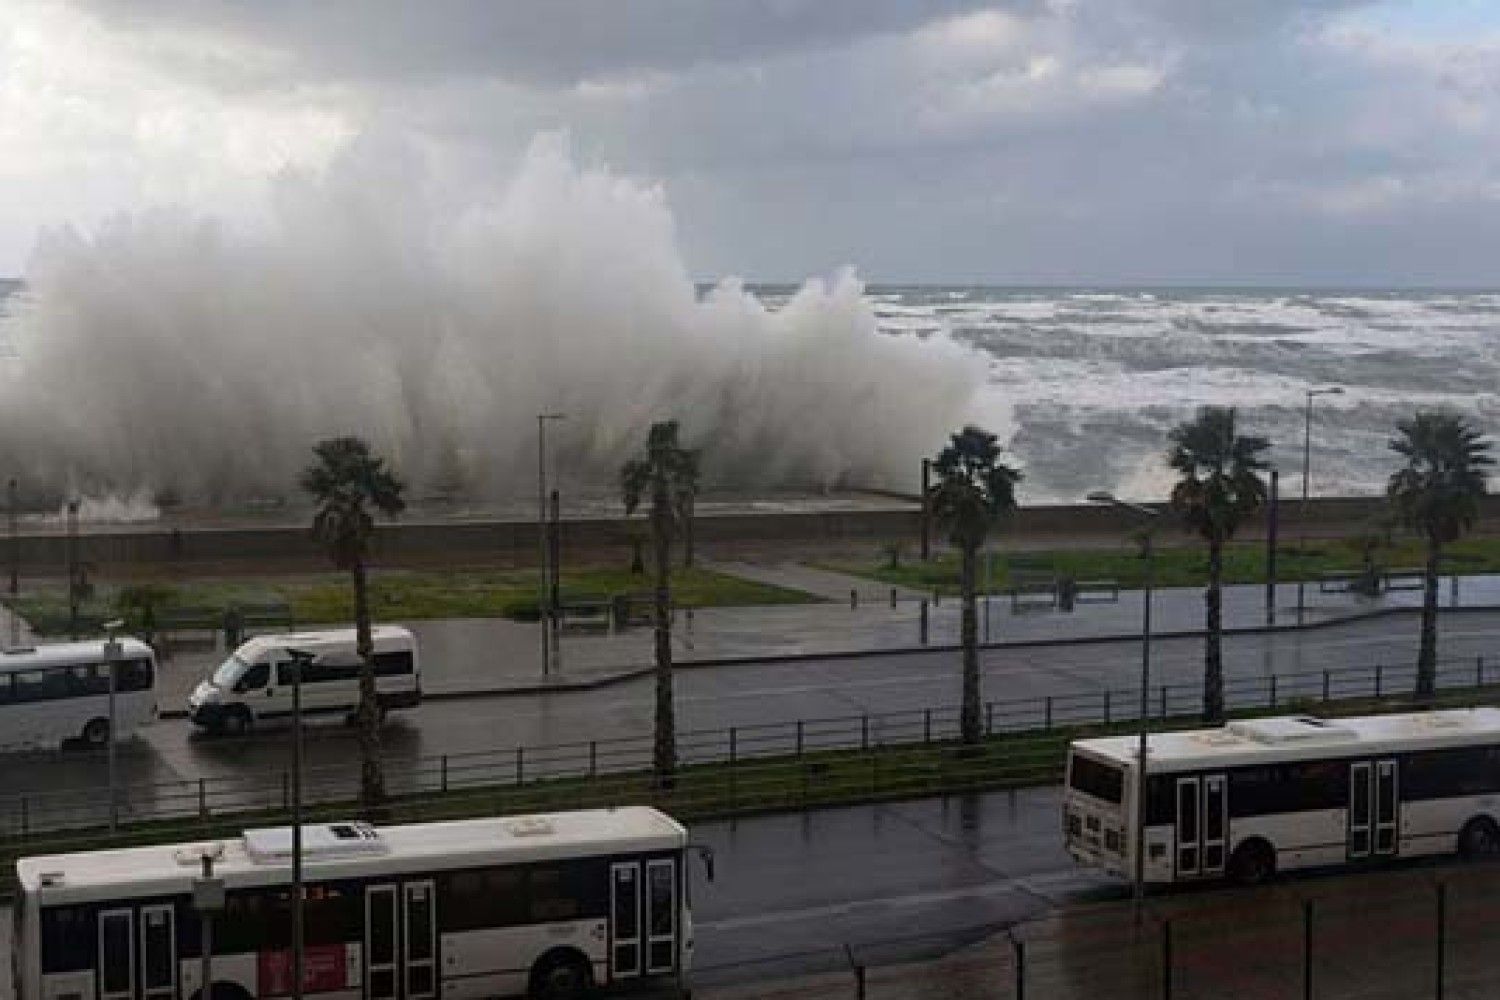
[211,655,248,688]
[1069,754,1124,804]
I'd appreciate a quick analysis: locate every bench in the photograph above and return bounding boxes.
[611,593,658,629]
[1073,579,1120,604]
[1384,568,1427,591]
[1008,573,1058,611]
[1317,571,1362,594]
[557,597,613,633]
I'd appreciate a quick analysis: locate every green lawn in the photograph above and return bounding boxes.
[7,566,818,636]
[833,533,1500,594]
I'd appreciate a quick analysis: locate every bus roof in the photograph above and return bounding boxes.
[17,807,687,903]
[234,625,414,661]
[0,638,154,672]
[1071,708,1500,773]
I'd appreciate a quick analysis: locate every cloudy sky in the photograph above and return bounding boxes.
[4,0,1500,285]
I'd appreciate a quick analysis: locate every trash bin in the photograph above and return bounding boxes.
[1058,577,1078,612]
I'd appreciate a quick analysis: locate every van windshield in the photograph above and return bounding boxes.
[211,655,248,688]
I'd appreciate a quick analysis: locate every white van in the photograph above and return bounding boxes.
[0,638,157,749]
[187,625,420,735]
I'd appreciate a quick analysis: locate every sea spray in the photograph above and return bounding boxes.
[0,136,984,505]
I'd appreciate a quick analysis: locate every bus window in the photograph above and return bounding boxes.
[12,671,47,703]
[235,662,269,693]
[1068,754,1124,804]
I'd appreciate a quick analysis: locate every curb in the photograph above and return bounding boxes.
[152,601,1500,713]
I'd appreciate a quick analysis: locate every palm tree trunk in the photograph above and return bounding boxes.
[352,560,385,811]
[1416,536,1440,701]
[959,544,981,745]
[651,479,677,788]
[1203,539,1225,723]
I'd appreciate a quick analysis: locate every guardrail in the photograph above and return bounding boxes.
[0,648,1496,847]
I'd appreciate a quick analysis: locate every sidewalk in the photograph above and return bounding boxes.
[146,565,1500,711]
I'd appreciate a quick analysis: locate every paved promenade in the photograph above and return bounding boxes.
[144,563,1500,708]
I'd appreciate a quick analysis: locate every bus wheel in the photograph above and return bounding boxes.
[530,949,593,1000]
[82,718,110,745]
[1228,840,1275,886]
[1459,818,1500,859]
[221,707,252,737]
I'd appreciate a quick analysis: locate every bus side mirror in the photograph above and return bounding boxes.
[691,844,715,883]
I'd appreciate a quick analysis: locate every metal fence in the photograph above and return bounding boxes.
[693,863,1500,999]
[2,650,1498,844]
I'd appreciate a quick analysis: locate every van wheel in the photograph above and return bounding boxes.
[1228,840,1276,886]
[221,707,252,737]
[530,950,593,1000]
[82,718,110,745]
[1459,818,1500,859]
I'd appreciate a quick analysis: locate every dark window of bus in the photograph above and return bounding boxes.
[1404,746,1500,800]
[218,890,272,953]
[12,670,47,703]
[374,651,414,677]
[40,905,93,974]
[1228,761,1346,817]
[0,674,12,705]
[649,862,674,936]
[1145,775,1175,825]
[440,868,524,931]
[1069,755,1123,804]
[118,658,154,692]
[530,867,580,922]
[235,662,269,692]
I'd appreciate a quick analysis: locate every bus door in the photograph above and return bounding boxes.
[139,904,177,1000]
[402,881,437,1000]
[644,858,678,975]
[1174,774,1227,878]
[610,862,642,980]
[97,908,134,1000]
[1348,759,1400,860]
[366,884,399,1000]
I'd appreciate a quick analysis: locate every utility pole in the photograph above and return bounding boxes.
[102,619,124,832]
[192,852,225,999]
[549,488,561,673]
[1266,468,1279,626]
[287,649,312,1000]
[920,458,932,561]
[8,478,17,649]
[537,414,565,677]
[66,498,79,640]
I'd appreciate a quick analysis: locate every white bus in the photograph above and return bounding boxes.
[14,806,711,1000]
[188,626,420,735]
[0,639,157,750]
[1065,709,1500,886]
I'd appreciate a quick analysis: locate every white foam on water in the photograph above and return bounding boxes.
[0,136,987,503]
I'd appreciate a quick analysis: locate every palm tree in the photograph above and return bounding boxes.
[1387,411,1492,700]
[929,425,1021,745]
[300,436,406,811]
[1168,406,1269,724]
[621,420,700,786]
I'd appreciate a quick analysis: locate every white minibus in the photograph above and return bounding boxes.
[14,807,710,1000]
[187,626,420,735]
[0,639,157,750]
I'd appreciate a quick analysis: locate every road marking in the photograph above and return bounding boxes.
[696,869,1110,932]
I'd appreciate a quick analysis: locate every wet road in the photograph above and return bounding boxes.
[5,612,1500,830]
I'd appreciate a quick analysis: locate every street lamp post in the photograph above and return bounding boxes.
[286,648,314,1000]
[1087,491,1159,926]
[102,618,124,833]
[1297,387,1344,621]
[537,414,566,677]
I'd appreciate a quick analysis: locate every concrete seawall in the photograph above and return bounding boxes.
[14,493,1500,574]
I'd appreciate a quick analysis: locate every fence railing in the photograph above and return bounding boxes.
[1,650,1497,844]
[692,862,1500,999]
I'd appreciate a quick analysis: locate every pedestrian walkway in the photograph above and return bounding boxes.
[141,563,1500,712]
